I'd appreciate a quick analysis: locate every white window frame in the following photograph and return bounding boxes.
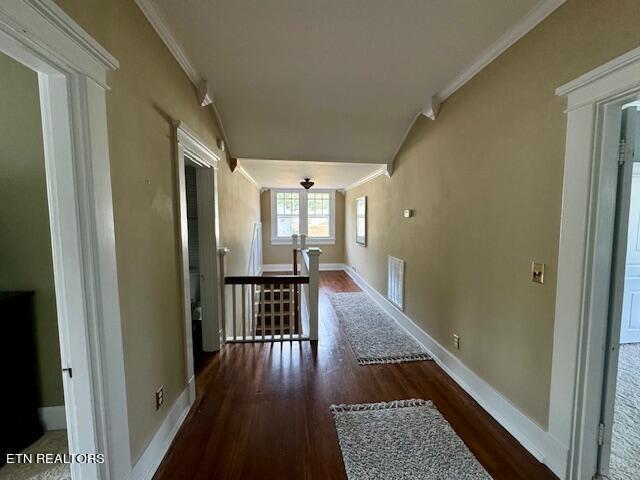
[270,188,336,245]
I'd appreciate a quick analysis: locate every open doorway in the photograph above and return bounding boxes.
[0,50,70,479]
[174,123,222,401]
[598,101,640,480]
[185,165,206,372]
[0,4,130,478]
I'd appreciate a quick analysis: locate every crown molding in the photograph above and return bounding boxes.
[135,0,199,84]
[438,0,565,101]
[235,160,261,189]
[389,0,565,166]
[345,167,387,192]
[134,0,233,152]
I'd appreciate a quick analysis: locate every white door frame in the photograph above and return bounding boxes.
[0,1,130,479]
[174,121,221,403]
[549,45,640,480]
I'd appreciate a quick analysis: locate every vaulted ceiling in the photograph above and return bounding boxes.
[143,0,561,164]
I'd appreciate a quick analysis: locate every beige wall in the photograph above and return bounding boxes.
[346,0,640,428]
[0,52,63,408]
[261,190,345,265]
[54,0,260,461]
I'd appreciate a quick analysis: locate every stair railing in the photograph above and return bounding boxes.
[218,234,321,343]
[223,274,309,342]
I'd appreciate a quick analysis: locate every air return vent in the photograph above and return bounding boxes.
[387,256,405,310]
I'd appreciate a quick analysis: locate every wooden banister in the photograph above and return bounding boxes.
[225,275,309,285]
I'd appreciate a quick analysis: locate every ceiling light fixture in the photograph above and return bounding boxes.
[300,177,314,189]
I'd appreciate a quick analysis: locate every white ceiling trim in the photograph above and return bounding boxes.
[135,0,199,83]
[235,160,261,189]
[137,0,564,169]
[134,0,232,152]
[344,167,388,192]
[389,0,565,164]
[438,0,565,101]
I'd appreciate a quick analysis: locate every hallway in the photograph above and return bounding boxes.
[153,271,556,479]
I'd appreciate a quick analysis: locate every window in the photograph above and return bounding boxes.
[307,192,331,238]
[275,191,300,237]
[271,189,335,244]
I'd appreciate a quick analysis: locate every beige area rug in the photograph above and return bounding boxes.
[331,399,492,480]
[328,292,431,365]
[0,431,70,480]
[610,343,640,480]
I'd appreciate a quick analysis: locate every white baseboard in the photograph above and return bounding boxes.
[343,265,568,479]
[39,405,66,430]
[262,262,346,272]
[126,386,193,480]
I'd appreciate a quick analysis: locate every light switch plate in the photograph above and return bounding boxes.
[531,262,545,284]
[453,334,460,350]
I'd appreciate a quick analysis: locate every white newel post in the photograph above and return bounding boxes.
[306,247,322,341]
[291,233,299,248]
[300,233,307,250]
[218,247,230,344]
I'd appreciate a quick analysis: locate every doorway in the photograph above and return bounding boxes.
[597,101,640,480]
[174,123,222,402]
[0,4,130,478]
[0,50,71,479]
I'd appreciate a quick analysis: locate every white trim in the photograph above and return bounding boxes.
[344,166,388,191]
[556,45,640,97]
[388,111,420,167]
[552,46,640,480]
[175,121,222,402]
[134,0,231,152]
[0,0,117,88]
[235,159,260,188]
[0,3,131,479]
[439,0,565,101]
[126,386,192,480]
[262,262,346,272]
[388,0,565,165]
[343,265,568,478]
[39,405,67,431]
[134,0,199,86]
[174,120,220,168]
[24,0,118,69]
[270,238,336,246]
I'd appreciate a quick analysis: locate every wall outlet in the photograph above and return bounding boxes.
[453,334,460,350]
[155,386,164,410]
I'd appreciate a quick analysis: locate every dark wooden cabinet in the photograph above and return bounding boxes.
[0,291,43,464]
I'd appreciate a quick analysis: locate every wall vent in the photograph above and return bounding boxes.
[387,256,405,310]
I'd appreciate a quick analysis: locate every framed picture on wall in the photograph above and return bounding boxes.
[356,196,367,246]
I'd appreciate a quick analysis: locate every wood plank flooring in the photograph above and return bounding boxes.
[154,271,557,480]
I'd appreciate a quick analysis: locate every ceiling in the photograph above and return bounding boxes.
[238,159,385,190]
[148,0,557,164]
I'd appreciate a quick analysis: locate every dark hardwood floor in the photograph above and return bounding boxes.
[154,271,556,480]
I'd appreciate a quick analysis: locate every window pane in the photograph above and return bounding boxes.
[277,216,299,237]
[308,216,329,237]
[277,194,285,214]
